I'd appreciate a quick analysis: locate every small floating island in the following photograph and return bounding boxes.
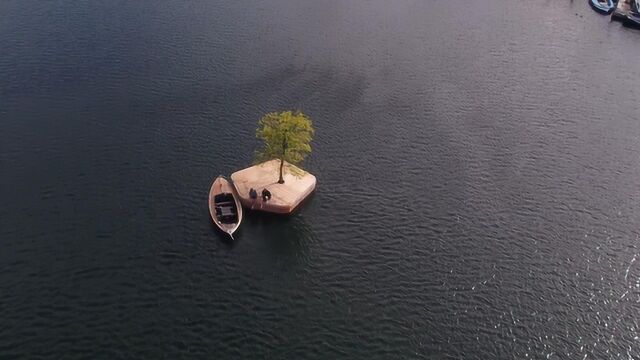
[208,110,315,235]
[231,159,316,215]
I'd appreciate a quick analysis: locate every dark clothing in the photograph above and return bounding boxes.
[249,188,258,199]
[262,189,272,201]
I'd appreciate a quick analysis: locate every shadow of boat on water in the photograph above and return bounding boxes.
[242,206,315,265]
[207,220,238,249]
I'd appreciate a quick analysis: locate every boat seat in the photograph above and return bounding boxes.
[220,216,237,224]
[214,193,234,203]
[215,201,234,207]
[216,205,236,217]
[216,203,236,210]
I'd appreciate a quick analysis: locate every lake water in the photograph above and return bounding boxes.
[2,0,640,358]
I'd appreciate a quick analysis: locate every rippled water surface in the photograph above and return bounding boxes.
[2,0,640,358]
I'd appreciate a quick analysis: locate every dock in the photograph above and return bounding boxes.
[230,160,316,214]
[613,0,633,21]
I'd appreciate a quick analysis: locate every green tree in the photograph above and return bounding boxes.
[256,111,314,184]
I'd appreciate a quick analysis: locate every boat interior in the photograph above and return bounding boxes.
[214,193,238,224]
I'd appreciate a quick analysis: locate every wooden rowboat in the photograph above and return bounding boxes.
[208,176,243,239]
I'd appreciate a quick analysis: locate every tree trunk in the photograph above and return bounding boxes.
[278,157,285,184]
[278,133,287,184]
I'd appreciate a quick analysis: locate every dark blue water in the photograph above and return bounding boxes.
[2,0,640,358]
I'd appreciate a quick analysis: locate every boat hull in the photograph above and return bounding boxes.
[208,176,243,237]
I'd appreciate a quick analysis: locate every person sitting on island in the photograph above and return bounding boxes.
[262,188,272,201]
[249,188,257,200]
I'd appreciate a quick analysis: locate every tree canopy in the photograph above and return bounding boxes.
[256,111,314,184]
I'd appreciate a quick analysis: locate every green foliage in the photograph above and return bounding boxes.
[256,111,314,183]
[256,111,314,164]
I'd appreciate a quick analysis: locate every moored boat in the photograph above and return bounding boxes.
[208,176,243,239]
[589,0,615,14]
